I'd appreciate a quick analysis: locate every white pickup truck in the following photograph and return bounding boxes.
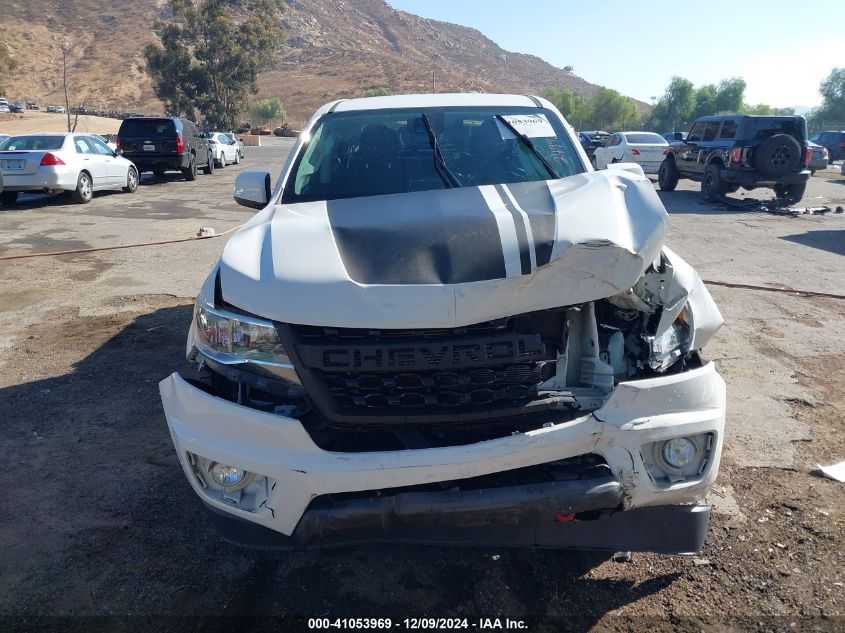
[160,93,726,554]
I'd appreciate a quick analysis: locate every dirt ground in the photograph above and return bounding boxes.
[1,139,843,631]
[0,111,122,136]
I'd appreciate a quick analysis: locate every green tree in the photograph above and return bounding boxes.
[715,77,746,113]
[590,88,630,129]
[144,0,286,130]
[252,97,285,125]
[543,87,591,127]
[363,86,394,97]
[662,76,695,130]
[692,83,717,119]
[0,42,18,94]
[810,67,845,127]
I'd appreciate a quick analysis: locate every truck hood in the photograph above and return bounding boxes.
[219,170,668,328]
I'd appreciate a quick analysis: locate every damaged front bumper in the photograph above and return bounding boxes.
[160,359,726,554]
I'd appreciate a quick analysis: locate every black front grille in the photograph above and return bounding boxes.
[283,317,564,423]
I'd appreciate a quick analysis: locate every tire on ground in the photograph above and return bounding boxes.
[773,182,807,206]
[701,163,728,202]
[658,159,679,191]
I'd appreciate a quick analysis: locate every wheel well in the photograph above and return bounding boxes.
[707,157,725,169]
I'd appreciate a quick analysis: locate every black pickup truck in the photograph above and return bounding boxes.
[658,114,811,205]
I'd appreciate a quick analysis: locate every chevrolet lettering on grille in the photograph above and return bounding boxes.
[298,334,551,372]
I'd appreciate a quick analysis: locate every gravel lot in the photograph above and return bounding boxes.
[1,138,843,631]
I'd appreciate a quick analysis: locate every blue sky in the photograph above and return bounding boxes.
[387,0,842,109]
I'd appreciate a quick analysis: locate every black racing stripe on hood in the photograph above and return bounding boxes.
[502,181,557,267]
[327,187,507,285]
[493,183,531,275]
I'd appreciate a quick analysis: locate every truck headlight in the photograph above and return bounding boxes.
[195,302,289,363]
[646,306,691,372]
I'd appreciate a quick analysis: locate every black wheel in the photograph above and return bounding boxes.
[726,184,740,193]
[657,159,679,191]
[810,169,816,176]
[701,164,727,202]
[754,134,801,178]
[0,190,18,205]
[218,152,226,168]
[202,153,214,175]
[773,182,806,206]
[70,171,93,203]
[184,155,198,180]
[122,167,138,193]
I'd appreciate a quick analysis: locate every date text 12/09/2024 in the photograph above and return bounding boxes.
[308,618,528,630]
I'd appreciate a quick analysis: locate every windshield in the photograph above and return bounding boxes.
[282,106,583,203]
[0,135,66,151]
[624,132,666,144]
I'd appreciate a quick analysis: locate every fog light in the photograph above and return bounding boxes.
[210,463,246,487]
[662,438,696,469]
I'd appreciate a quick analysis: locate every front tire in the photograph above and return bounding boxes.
[701,164,727,202]
[71,171,93,204]
[122,166,138,193]
[202,153,214,175]
[233,151,240,165]
[0,190,18,205]
[657,159,679,191]
[773,182,806,206]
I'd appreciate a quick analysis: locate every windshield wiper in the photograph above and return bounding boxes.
[421,113,461,188]
[494,115,560,179]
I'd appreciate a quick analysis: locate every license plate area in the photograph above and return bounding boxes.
[0,159,25,170]
[143,144,155,152]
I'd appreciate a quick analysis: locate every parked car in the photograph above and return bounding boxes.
[224,132,245,159]
[26,101,39,110]
[658,114,811,204]
[205,131,241,167]
[808,141,829,175]
[592,131,668,173]
[809,130,845,165]
[10,103,23,113]
[160,93,725,556]
[46,105,56,113]
[0,133,138,204]
[577,130,610,160]
[116,116,214,180]
[55,105,66,114]
[0,104,9,114]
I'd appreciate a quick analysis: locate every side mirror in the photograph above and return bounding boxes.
[233,171,272,209]
[673,132,684,141]
[113,149,123,157]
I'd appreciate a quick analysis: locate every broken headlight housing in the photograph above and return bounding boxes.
[645,305,691,372]
[194,302,290,364]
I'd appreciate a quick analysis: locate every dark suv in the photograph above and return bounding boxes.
[810,131,845,165]
[658,115,811,204]
[116,117,214,181]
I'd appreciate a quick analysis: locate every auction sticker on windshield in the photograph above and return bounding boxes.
[496,113,555,139]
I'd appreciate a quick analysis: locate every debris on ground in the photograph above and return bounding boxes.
[815,460,845,482]
[274,123,300,137]
[716,195,838,216]
[196,226,216,237]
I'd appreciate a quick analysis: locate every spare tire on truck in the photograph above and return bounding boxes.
[753,133,801,178]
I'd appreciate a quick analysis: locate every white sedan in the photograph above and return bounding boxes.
[593,131,669,174]
[0,133,139,204]
[206,132,241,168]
